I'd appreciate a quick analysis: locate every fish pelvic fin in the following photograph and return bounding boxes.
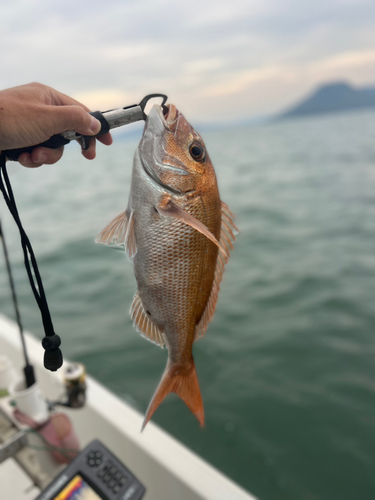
[95,209,137,259]
[142,358,204,431]
[195,200,238,341]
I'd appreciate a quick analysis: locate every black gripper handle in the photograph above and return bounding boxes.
[80,111,111,151]
[4,135,71,161]
[3,111,110,161]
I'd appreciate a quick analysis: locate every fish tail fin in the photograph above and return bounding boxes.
[141,358,204,431]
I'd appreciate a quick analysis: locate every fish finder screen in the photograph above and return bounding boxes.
[54,475,102,500]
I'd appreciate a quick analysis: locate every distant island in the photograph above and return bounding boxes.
[279,82,375,119]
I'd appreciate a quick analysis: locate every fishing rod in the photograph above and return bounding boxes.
[0,218,35,387]
[0,93,168,372]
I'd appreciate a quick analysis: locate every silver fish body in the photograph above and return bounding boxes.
[97,104,237,429]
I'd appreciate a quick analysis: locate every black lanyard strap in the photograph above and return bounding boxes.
[0,151,62,371]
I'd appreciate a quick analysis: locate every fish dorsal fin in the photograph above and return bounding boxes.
[157,200,225,253]
[194,201,238,341]
[95,209,137,259]
[130,291,166,348]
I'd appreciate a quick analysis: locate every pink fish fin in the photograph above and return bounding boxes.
[142,358,204,431]
[130,291,166,348]
[195,201,238,341]
[124,210,137,259]
[157,200,225,253]
[95,209,137,258]
[218,200,238,263]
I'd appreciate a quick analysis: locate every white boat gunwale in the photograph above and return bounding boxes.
[0,313,256,500]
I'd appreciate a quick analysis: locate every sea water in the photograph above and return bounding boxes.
[1,109,375,500]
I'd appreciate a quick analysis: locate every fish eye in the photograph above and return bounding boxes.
[189,142,205,162]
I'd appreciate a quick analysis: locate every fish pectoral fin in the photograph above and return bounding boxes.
[130,291,166,348]
[95,209,137,258]
[95,211,128,246]
[156,200,224,252]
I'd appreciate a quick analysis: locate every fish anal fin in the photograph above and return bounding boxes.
[130,291,165,348]
[142,359,204,431]
[96,209,137,258]
[157,200,225,253]
[195,200,238,341]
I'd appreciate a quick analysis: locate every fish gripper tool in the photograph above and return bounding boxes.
[4,93,168,161]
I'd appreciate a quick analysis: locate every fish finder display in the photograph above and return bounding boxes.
[36,439,145,500]
[55,475,101,500]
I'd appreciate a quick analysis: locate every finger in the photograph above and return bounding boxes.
[81,137,97,160]
[44,105,101,137]
[97,132,113,146]
[44,86,91,112]
[31,146,64,165]
[18,152,44,169]
[46,87,113,146]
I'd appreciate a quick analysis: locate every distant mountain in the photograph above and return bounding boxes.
[279,82,375,119]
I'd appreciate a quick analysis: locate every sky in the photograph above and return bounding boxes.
[1,0,375,123]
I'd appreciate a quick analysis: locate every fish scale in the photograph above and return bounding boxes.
[136,203,219,360]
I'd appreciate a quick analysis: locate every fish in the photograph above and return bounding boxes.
[96,103,237,430]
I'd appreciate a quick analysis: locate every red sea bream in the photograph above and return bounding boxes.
[96,104,237,429]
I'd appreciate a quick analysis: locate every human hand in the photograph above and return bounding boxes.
[0,82,113,168]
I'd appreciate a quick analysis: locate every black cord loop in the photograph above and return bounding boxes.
[0,151,63,371]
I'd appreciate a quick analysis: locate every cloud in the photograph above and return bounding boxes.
[72,89,136,111]
[196,49,375,118]
[183,59,223,74]
[0,0,375,121]
[318,49,375,72]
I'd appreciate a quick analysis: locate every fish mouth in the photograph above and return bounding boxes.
[157,104,179,131]
[140,103,189,193]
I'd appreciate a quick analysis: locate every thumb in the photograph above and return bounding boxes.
[44,104,101,137]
